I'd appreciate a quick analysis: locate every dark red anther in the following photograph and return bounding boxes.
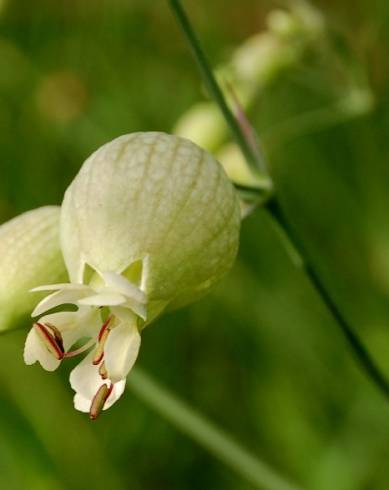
[99,362,108,380]
[98,316,112,341]
[34,323,65,360]
[89,383,113,420]
[45,322,65,352]
[92,316,113,365]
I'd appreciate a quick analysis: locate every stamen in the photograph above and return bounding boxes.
[34,323,64,360]
[99,362,108,380]
[45,322,65,351]
[98,316,112,341]
[92,331,109,365]
[93,317,112,365]
[64,338,95,359]
[89,383,113,420]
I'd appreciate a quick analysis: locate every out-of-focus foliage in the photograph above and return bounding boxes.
[1,0,389,489]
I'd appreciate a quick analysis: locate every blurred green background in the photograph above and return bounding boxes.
[2,0,389,489]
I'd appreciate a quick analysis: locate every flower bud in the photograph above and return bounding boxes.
[216,143,268,188]
[0,206,66,331]
[174,103,228,152]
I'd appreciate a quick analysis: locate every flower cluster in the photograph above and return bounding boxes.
[20,132,240,419]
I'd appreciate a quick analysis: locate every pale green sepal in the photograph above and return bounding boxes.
[60,132,241,322]
[0,206,67,332]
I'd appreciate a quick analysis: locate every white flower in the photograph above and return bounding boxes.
[25,132,241,419]
[24,268,144,413]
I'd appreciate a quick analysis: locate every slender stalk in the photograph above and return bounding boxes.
[266,198,389,398]
[169,0,266,177]
[168,0,389,399]
[233,183,269,206]
[128,368,302,490]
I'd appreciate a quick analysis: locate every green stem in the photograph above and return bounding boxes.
[168,0,389,400]
[266,198,389,398]
[169,0,266,178]
[233,183,269,205]
[128,368,302,490]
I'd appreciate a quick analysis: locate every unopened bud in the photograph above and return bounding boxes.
[0,207,66,332]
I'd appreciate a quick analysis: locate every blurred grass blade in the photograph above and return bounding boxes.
[263,90,374,151]
[169,0,270,189]
[266,198,389,401]
[0,332,125,490]
[128,368,302,490]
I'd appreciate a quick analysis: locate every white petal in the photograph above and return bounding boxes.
[73,380,126,413]
[73,393,92,413]
[110,306,137,323]
[23,327,61,371]
[103,379,126,410]
[101,271,146,303]
[32,289,90,317]
[70,351,104,399]
[77,292,127,307]
[70,351,126,412]
[30,283,89,292]
[40,307,101,350]
[104,321,141,383]
[122,299,147,320]
[39,310,81,332]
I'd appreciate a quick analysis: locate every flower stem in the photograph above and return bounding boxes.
[169,0,266,178]
[168,0,389,400]
[128,367,302,490]
[266,198,389,398]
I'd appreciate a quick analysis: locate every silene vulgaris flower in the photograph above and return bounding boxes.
[24,132,241,419]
